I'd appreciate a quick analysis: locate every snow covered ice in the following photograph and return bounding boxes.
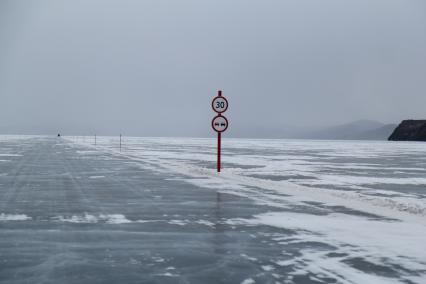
[1,135,425,284]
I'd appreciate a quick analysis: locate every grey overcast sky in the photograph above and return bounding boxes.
[0,0,425,137]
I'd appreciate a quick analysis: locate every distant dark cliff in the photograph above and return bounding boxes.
[388,120,426,141]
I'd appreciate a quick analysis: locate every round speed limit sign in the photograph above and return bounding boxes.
[212,115,229,133]
[212,96,228,113]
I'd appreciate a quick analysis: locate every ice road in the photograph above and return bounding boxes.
[0,136,425,284]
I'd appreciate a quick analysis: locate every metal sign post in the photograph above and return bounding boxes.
[211,90,229,172]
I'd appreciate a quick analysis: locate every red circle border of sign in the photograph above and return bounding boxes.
[211,96,229,114]
[211,115,229,133]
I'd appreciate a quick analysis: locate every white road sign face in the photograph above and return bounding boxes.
[212,96,228,113]
[212,115,229,133]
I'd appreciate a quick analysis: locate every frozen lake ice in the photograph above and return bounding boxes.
[0,135,425,283]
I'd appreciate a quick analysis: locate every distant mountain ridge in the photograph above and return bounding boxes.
[231,120,396,140]
[298,120,397,141]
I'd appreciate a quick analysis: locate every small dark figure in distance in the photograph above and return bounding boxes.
[57,133,61,137]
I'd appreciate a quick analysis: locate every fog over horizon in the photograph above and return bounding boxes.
[1,0,425,137]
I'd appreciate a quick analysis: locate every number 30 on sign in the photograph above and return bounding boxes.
[212,96,228,113]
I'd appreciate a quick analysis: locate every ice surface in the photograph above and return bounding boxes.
[89,175,106,179]
[67,136,426,217]
[0,213,31,221]
[53,214,132,224]
[231,211,426,269]
[6,135,424,283]
[241,278,255,284]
